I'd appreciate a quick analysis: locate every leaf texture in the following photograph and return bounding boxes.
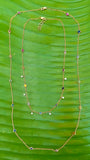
[0,0,89,160]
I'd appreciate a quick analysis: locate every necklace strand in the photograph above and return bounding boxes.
[9,7,81,152]
[21,17,66,115]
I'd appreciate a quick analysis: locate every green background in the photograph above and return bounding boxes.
[0,0,89,160]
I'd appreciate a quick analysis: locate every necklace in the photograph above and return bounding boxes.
[9,7,81,152]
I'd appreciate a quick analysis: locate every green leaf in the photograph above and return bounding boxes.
[0,0,89,160]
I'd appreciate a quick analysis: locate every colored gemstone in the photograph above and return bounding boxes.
[66,13,69,16]
[56,104,57,106]
[77,56,79,58]
[9,55,12,58]
[64,51,66,54]
[11,104,14,107]
[13,129,16,132]
[22,66,25,70]
[31,112,33,115]
[8,30,11,33]
[27,102,30,106]
[21,49,24,52]
[78,80,80,83]
[62,69,65,72]
[49,112,51,115]
[79,106,82,110]
[72,131,76,135]
[9,79,12,83]
[39,112,42,115]
[55,149,59,152]
[78,30,80,33]
[62,87,64,90]
[17,11,21,14]
[24,84,27,87]
[30,147,33,150]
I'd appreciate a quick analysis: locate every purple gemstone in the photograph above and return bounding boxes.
[8,30,11,33]
[17,11,21,14]
[56,104,57,106]
[62,87,64,90]
[62,69,64,71]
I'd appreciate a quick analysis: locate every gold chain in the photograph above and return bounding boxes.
[9,7,81,152]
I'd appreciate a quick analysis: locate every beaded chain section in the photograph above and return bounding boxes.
[9,7,82,152]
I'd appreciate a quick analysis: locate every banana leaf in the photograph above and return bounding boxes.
[0,0,89,160]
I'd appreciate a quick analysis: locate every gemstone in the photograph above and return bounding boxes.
[8,30,11,33]
[41,7,47,10]
[31,112,33,115]
[40,17,46,20]
[78,80,80,83]
[13,129,16,132]
[49,112,51,115]
[56,104,57,106]
[23,93,26,96]
[55,149,59,152]
[78,30,80,33]
[11,104,14,107]
[22,66,25,70]
[9,55,12,58]
[66,13,69,16]
[30,147,33,150]
[72,131,76,135]
[9,79,12,83]
[62,69,65,72]
[17,11,21,14]
[64,51,66,54]
[39,112,42,115]
[27,102,30,106]
[64,77,67,80]
[21,49,24,52]
[79,106,82,110]
[21,75,24,78]
[77,56,79,58]
[62,97,64,99]
[62,87,64,90]
[24,84,27,87]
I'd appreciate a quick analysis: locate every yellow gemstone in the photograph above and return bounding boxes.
[24,84,27,88]
[79,106,82,110]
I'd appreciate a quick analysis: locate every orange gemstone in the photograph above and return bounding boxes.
[72,131,76,135]
[9,55,12,58]
[22,66,25,70]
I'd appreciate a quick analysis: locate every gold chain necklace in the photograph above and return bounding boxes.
[9,7,81,152]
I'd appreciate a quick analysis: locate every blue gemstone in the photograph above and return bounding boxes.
[56,104,57,106]
[11,104,14,107]
[13,129,16,132]
[62,87,64,90]
[39,112,42,115]
[30,147,33,150]
[78,30,80,33]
